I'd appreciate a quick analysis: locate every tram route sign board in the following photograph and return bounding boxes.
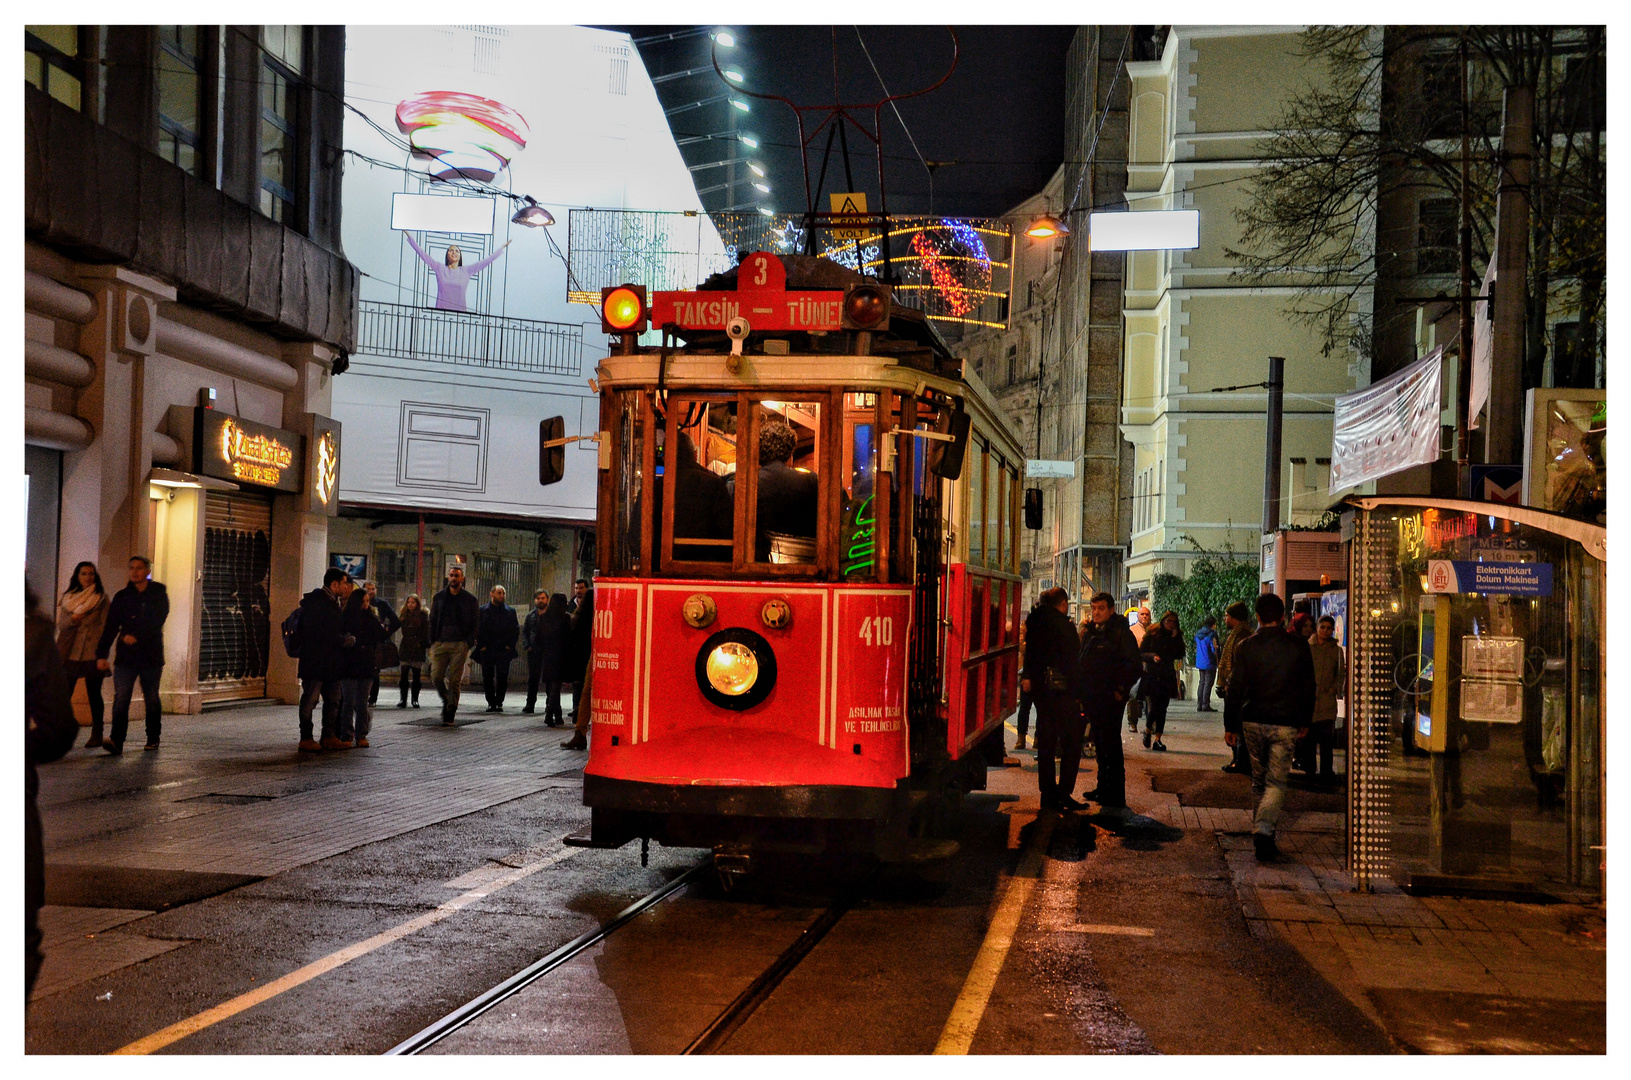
[650,251,844,332]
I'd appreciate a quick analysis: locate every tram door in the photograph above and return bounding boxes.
[199,491,273,703]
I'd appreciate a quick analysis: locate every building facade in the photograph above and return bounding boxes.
[25,25,359,714]
[1118,26,1370,595]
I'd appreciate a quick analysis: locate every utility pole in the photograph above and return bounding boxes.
[1262,356,1285,537]
[1455,36,1474,486]
[1487,82,1534,463]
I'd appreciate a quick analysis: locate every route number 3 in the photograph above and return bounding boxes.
[749,254,769,286]
[857,616,894,646]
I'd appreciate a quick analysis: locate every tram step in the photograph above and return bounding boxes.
[562,829,627,850]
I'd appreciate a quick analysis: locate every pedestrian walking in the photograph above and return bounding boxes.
[296,568,353,751]
[338,587,386,747]
[26,584,79,1002]
[94,556,170,754]
[1216,601,1254,774]
[1077,592,1143,811]
[523,591,570,724]
[55,561,110,748]
[1223,592,1315,861]
[428,566,480,726]
[364,582,400,706]
[1193,615,1220,713]
[396,594,428,707]
[1013,604,1038,750]
[560,582,595,750]
[475,585,520,712]
[1139,611,1185,752]
[1126,607,1151,732]
[1304,615,1346,783]
[1020,588,1083,809]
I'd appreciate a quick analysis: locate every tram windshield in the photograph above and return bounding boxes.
[607,387,944,583]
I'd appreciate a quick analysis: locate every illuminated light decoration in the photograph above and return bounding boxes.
[722,69,744,83]
[567,290,601,305]
[908,218,992,318]
[315,431,339,505]
[218,418,295,487]
[395,91,531,183]
[730,99,750,113]
[714,30,737,48]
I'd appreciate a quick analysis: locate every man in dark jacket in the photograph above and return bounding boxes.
[749,418,817,560]
[475,586,520,712]
[94,556,171,753]
[524,591,570,723]
[296,568,353,751]
[561,583,595,750]
[1224,592,1316,860]
[365,582,401,706]
[1077,591,1143,812]
[1021,587,1083,810]
[27,585,80,1001]
[429,565,481,726]
[672,431,734,562]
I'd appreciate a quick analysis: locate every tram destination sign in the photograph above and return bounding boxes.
[195,408,305,493]
[1424,559,1553,597]
[650,251,844,332]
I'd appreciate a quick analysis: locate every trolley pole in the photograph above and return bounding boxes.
[1262,356,1285,537]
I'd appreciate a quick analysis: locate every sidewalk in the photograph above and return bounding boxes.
[1009,693,1607,1054]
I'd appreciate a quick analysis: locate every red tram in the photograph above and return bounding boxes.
[547,251,1026,865]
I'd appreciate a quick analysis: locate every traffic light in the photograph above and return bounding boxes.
[600,284,648,336]
[1024,488,1043,530]
[539,416,565,485]
[841,281,891,330]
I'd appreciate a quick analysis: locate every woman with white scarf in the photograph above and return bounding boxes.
[56,561,110,748]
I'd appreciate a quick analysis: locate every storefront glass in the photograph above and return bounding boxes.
[1347,498,1604,899]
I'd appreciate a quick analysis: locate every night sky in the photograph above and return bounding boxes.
[604,25,1073,220]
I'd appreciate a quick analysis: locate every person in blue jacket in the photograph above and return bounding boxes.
[1193,615,1221,712]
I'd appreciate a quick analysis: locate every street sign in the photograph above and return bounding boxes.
[831,192,869,240]
[650,251,844,332]
[1026,459,1076,479]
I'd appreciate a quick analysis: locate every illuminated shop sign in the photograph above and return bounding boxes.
[195,409,304,493]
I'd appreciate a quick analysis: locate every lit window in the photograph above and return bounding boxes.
[258,27,303,224]
[25,25,83,112]
[157,26,202,177]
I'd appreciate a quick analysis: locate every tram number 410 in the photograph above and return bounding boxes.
[857,616,894,647]
[594,610,614,639]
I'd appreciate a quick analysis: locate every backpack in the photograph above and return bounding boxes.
[281,607,303,658]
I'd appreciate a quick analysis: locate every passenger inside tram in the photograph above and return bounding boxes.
[670,430,733,562]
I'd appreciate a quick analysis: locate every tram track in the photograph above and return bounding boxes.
[386,860,864,1056]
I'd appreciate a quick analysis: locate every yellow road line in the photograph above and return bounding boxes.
[933,813,1055,1054]
[112,847,580,1055]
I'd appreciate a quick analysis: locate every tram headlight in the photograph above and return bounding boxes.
[706,642,759,696]
[694,628,778,710]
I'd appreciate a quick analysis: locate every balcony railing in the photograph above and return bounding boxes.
[356,300,584,376]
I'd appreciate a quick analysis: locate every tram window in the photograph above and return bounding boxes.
[738,399,823,566]
[988,455,1005,571]
[612,391,645,573]
[1003,465,1017,574]
[662,398,737,565]
[841,392,879,581]
[968,441,985,568]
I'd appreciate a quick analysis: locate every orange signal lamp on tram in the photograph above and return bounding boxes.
[601,284,648,335]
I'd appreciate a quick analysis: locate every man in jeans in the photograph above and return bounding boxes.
[429,565,481,726]
[94,557,170,754]
[1193,615,1220,712]
[1223,592,1315,861]
[1077,591,1143,813]
[1216,601,1254,773]
[296,568,352,751]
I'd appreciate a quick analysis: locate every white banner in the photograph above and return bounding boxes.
[1467,225,1496,431]
[1330,347,1444,490]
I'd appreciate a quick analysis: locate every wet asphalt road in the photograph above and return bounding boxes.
[27,724,1392,1055]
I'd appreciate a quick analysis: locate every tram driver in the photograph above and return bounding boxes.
[743,417,818,561]
[671,430,734,562]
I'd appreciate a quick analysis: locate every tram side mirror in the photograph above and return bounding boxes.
[1024,488,1043,530]
[539,416,566,486]
[926,404,971,480]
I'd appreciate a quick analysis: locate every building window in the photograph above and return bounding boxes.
[1416,197,1458,276]
[259,26,303,224]
[25,25,83,111]
[157,26,203,176]
[1005,343,1019,386]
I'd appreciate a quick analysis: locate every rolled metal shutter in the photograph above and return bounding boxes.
[200,491,274,702]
